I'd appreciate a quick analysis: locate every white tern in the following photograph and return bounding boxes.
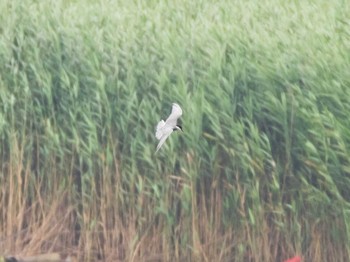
[155,103,183,152]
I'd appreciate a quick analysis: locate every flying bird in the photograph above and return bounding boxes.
[155,103,183,152]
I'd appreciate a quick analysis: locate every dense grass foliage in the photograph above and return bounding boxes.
[0,0,350,261]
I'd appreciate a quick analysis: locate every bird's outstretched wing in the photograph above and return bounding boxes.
[165,103,182,127]
[155,120,165,139]
[156,129,173,152]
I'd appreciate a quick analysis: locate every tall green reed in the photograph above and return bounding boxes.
[0,0,349,260]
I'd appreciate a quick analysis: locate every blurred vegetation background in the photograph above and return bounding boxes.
[0,0,350,261]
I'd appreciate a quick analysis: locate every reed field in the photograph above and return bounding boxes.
[0,0,350,261]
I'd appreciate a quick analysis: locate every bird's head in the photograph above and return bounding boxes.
[173,125,183,132]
